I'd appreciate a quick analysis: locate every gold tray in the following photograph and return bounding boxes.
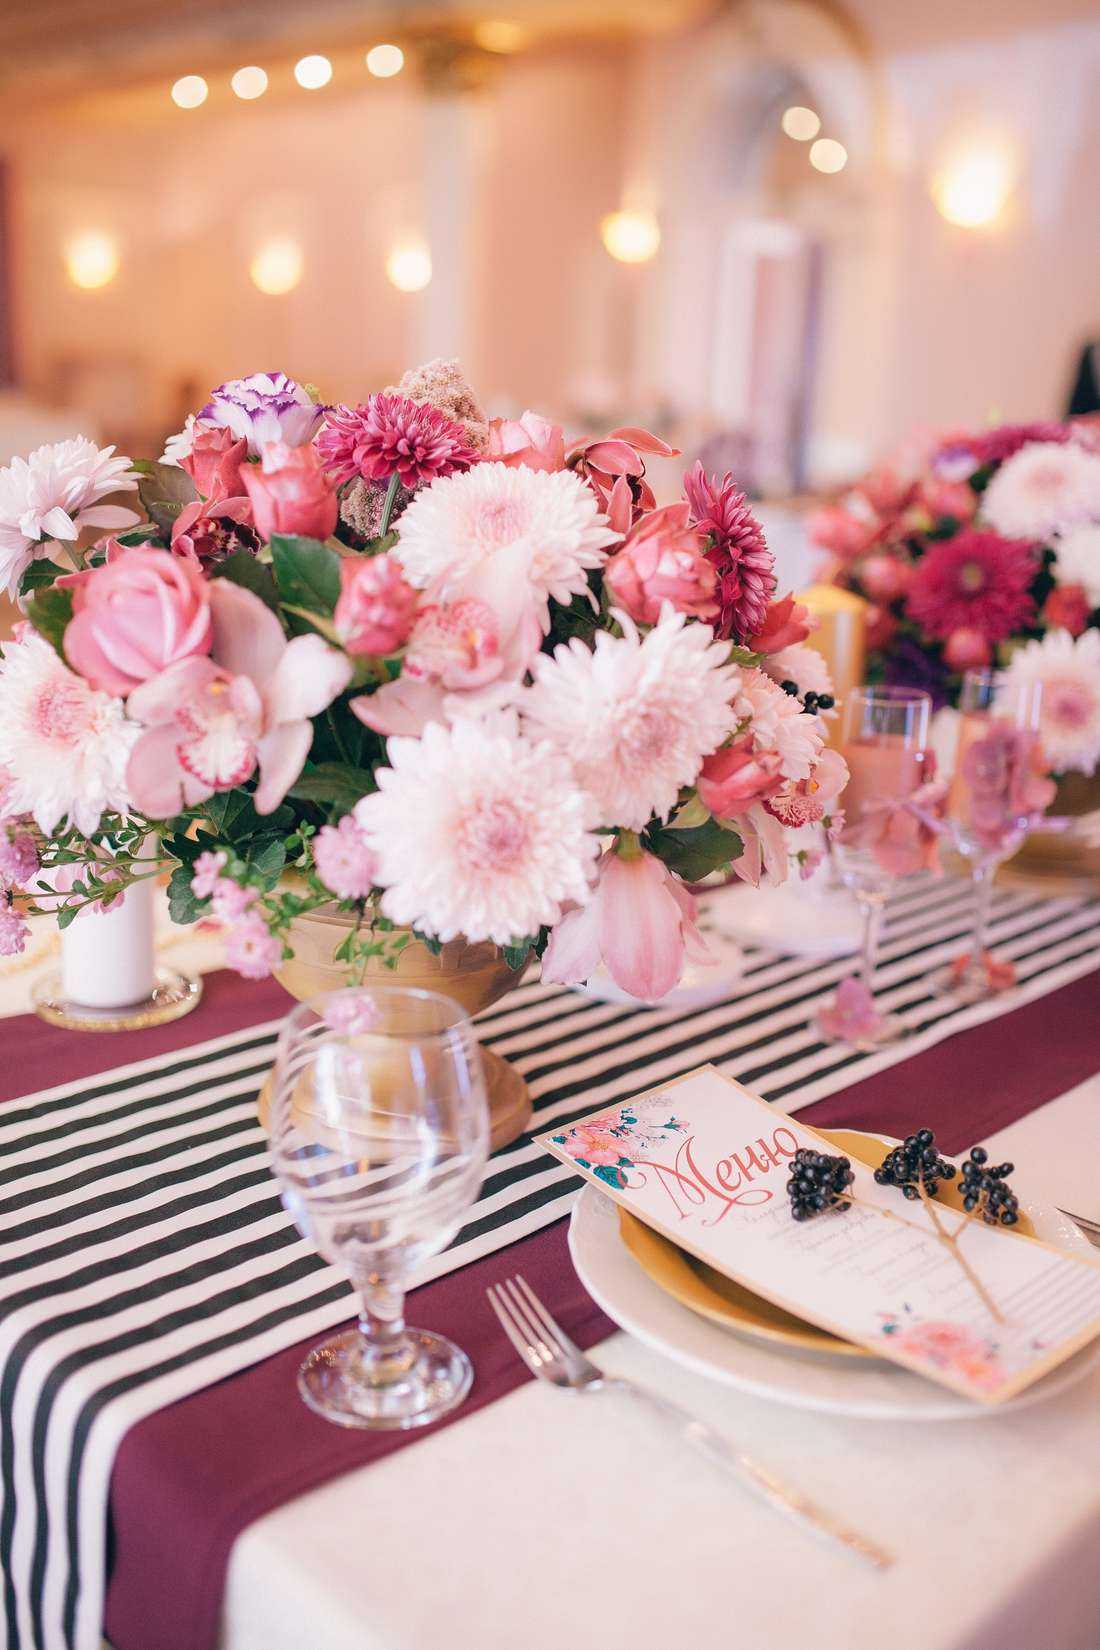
[617,1128,1034,1362]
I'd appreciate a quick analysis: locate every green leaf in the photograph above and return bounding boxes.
[19,559,69,597]
[270,534,342,614]
[645,818,744,883]
[249,837,287,880]
[136,461,197,536]
[24,586,74,659]
[290,762,371,811]
[56,904,80,931]
[168,863,203,925]
[502,940,535,972]
[210,552,280,611]
[113,526,162,550]
[360,531,398,556]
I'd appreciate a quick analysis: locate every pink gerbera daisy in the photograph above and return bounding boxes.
[905,530,1038,642]
[683,461,775,642]
[318,394,479,491]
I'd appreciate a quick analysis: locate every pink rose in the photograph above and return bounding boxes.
[943,626,992,670]
[746,592,815,655]
[64,547,213,697]
[865,603,899,651]
[182,425,248,503]
[858,553,911,603]
[240,441,338,541]
[807,503,878,560]
[919,477,976,523]
[697,736,784,817]
[334,553,419,657]
[604,503,718,625]
[487,411,565,472]
[1042,584,1091,637]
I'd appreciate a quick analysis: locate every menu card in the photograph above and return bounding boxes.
[537,1066,1100,1403]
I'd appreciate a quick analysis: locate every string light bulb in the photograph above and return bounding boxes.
[600,209,660,264]
[65,231,120,290]
[294,55,333,90]
[809,138,848,174]
[931,148,1013,229]
[385,241,432,292]
[171,75,208,110]
[781,106,820,141]
[231,66,268,100]
[250,237,304,295]
[366,44,404,78]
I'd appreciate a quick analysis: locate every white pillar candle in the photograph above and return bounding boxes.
[60,878,157,1009]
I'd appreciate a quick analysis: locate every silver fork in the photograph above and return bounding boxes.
[488,1274,893,1572]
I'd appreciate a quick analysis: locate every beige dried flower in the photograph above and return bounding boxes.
[385,358,489,455]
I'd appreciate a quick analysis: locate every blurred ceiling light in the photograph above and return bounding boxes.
[931,148,1013,228]
[65,231,120,290]
[231,65,268,100]
[474,19,529,52]
[781,106,820,142]
[250,237,304,295]
[294,54,333,90]
[386,241,432,292]
[809,138,848,174]
[171,74,208,110]
[366,43,404,77]
[600,208,661,264]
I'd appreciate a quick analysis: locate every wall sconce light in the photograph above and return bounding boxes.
[781,106,820,142]
[474,20,529,53]
[600,208,660,264]
[294,55,333,90]
[65,231,120,290]
[250,237,304,294]
[386,241,432,292]
[171,75,208,110]
[231,66,268,100]
[931,148,1013,229]
[366,44,404,78]
[809,138,847,174]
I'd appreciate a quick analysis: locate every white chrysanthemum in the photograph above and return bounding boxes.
[0,632,137,834]
[161,414,201,466]
[763,644,835,703]
[354,711,598,945]
[1052,523,1100,609]
[393,461,617,605]
[522,608,738,832]
[734,667,824,780]
[0,437,139,598]
[999,628,1100,776]
[981,442,1100,542]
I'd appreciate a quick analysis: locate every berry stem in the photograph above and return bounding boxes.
[833,1187,1006,1325]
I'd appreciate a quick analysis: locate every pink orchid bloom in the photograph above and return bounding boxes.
[126,580,352,816]
[729,802,791,887]
[542,846,710,1004]
[569,426,680,518]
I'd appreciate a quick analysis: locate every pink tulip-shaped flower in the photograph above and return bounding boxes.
[181,426,248,504]
[64,547,213,697]
[569,426,679,517]
[240,441,339,542]
[746,592,816,655]
[603,503,719,626]
[334,553,419,657]
[542,845,710,1004]
[125,580,352,816]
[487,412,566,473]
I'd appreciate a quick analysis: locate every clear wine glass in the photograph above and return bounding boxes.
[828,685,934,1046]
[269,985,490,1430]
[937,668,1049,1002]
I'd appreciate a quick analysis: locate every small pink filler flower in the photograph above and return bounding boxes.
[313,815,377,900]
[224,911,283,980]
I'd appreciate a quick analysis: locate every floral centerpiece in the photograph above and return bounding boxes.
[811,419,1100,780]
[0,362,845,1002]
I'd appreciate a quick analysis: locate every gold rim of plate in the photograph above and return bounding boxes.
[617,1128,1035,1362]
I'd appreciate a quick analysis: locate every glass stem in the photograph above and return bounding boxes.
[356,1274,413,1383]
[856,892,886,997]
[970,860,996,961]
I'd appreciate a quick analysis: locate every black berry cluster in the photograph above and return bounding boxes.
[787,1148,854,1221]
[801,691,835,715]
[874,1128,957,1201]
[959,1148,1019,1226]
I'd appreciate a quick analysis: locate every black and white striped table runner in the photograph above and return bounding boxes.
[1,876,1098,1650]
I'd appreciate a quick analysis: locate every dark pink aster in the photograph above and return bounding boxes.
[972,422,1071,467]
[905,530,1038,643]
[317,394,479,490]
[683,460,775,642]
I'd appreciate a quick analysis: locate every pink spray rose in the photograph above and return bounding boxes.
[487,411,565,472]
[240,441,339,542]
[858,553,911,604]
[943,627,992,671]
[334,554,419,657]
[603,503,719,625]
[181,426,248,503]
[746,592,815,655]
[64,547,213,698]
[1042,584,1091,637]
[313,814,377,900]
[919,477,977,523]
[697,736,784,817]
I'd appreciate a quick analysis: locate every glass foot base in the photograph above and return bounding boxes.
[931,954,1014,1005]
[298,1327,473,1431]
[31,966,203,1032]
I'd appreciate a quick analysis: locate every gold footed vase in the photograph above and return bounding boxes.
[261,905,533,1151]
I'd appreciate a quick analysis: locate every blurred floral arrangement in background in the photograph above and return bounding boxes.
[813,420,1100,777]
[0,363,845,1000]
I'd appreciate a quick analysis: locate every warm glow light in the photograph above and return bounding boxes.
[294,54,333,90]
[474,19,529,52]
[781,105,820,142]
[65,231,120,290]
[231,65,268,100]
[386,241,432,292]
[809,138,848,174]
[366,43,404,77]
[600,208,661,264]
[932,149,1013,228]
[171,74,208,110]
[250,237,304,295]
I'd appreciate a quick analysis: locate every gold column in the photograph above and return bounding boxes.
[797,583,867,739]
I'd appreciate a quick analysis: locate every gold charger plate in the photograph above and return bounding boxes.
[617,1128,1034,1362]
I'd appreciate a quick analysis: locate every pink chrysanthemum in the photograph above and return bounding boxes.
[683,461,775,642]
[313,815,377,901]
[905,530,1038,642]
[224,911,283,980]
[318,394,479,491]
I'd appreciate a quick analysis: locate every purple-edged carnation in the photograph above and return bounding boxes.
[201,372,322,457]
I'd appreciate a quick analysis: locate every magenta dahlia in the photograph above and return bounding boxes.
[683,460,775,642]
[905,529,1038,643]
[317,394,479,491]
[972,422,1071,468]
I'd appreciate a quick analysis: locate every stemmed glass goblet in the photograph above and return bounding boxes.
[269,985,490,1430]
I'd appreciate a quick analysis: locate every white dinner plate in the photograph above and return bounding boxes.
[568,1145,1100,1422]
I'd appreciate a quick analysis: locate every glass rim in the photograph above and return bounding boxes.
[281,983,475,1042]
[849,684,934,707]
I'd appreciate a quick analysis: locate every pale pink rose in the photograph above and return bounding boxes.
[542,846,710,1004]
[182,425,248,503]
[313,814,377,900]
[603,503,719,625]
[64,547,212,698]
[746,592,815,655]
[240,441,338,541]
[487,411,566,473]
[919,477,977,522]
[943,627,992,670]
[697,736,784,817]
[858,553,911,603]
[334,554,419,657]
[224,911,282,980]
[190,849,228,900]
[807,503,879,560]
[210,879,258,921]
